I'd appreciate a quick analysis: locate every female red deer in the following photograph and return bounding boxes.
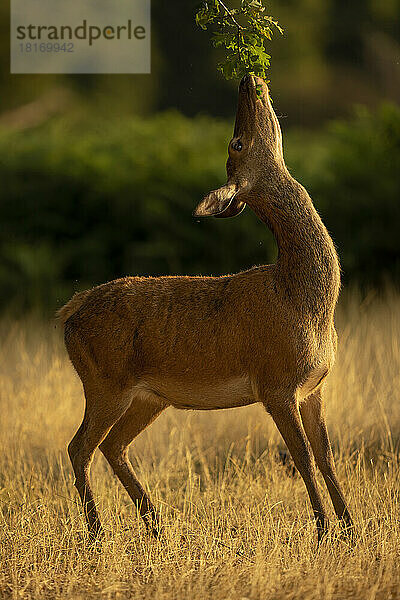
[58,76,353,543]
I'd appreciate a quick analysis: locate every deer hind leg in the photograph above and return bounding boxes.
[99,393,166,537]
[299,390,354,536]
[68,380,132,541]
[266,395,329,543]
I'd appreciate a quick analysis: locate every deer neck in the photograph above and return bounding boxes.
[253,171,340,318]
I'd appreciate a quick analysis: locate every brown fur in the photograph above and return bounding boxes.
[56,289,91,324]
[59,76,353,544]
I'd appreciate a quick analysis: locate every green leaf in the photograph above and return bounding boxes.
[195,0,283,82]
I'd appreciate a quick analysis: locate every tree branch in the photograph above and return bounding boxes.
[216,0,244,30]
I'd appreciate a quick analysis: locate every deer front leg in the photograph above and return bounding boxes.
[266,395,329,543]
[299,390,354,537]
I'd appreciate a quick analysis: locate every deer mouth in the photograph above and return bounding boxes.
[234,74,269,140]
[239,75,257,107]
[239,74,270,109]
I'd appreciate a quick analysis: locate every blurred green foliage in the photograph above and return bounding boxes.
[0,1,398,315]
[1,1,399,124]
[0,112,274,311]
[309,104,400,283]
[0,104,399,312]
[286,103,400,285]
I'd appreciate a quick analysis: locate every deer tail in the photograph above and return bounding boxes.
[56,290,91,326]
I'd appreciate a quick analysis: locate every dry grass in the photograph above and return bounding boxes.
[0,290,399,600]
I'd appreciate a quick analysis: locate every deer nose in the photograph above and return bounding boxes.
[239,75,252,89]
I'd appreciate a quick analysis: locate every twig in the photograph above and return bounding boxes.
[216,0,244,30]
[215,0,244,66]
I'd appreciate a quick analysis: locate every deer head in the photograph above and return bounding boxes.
[194,75,285,219]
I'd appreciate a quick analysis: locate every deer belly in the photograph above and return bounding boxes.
[139,376,256,410]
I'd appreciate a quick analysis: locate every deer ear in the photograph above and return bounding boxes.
[214,197,246,218]
[193,184,242,218]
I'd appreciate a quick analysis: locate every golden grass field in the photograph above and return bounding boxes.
[0,290,399,600]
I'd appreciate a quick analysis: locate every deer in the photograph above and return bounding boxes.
[57,75,353,545]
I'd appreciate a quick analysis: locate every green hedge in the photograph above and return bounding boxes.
[0,112,274,311]
[287,103,400,285]
[0,105,399,312]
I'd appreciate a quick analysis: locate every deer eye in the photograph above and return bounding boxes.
[231,140,243,152]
